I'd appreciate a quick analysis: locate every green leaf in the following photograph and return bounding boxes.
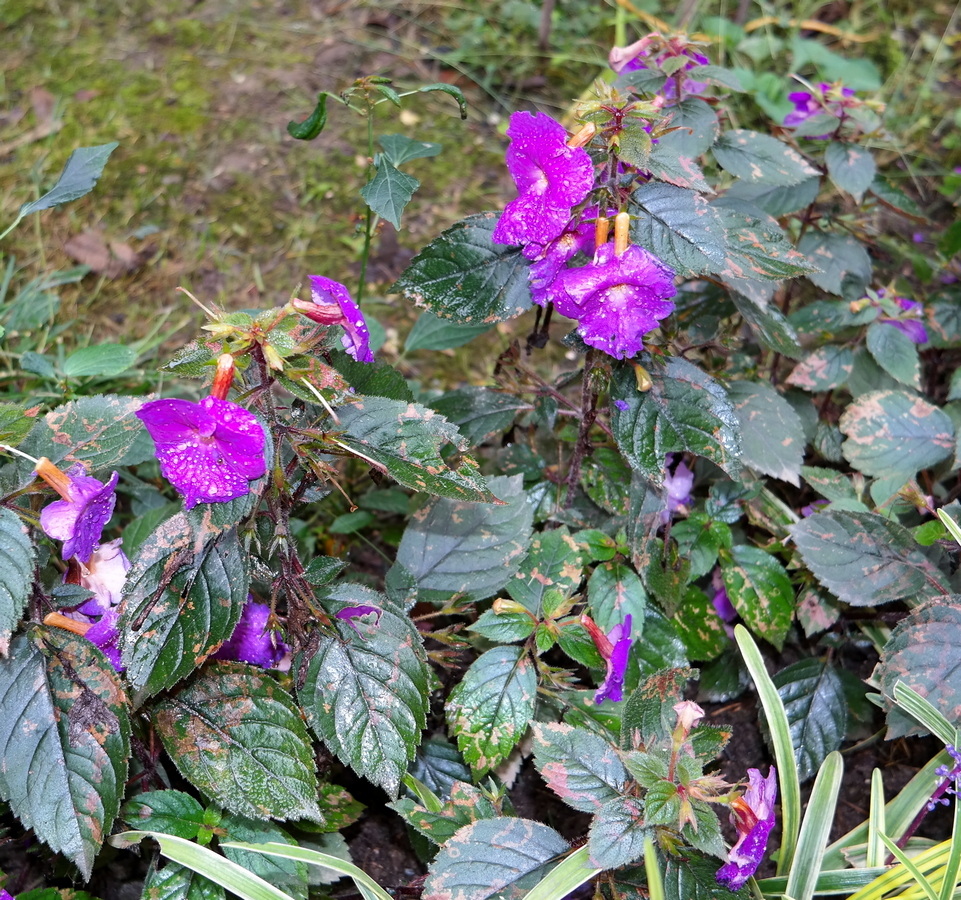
[423,818,568,900]
[378,134,442,165]
[508,527,585,615]
[790,508,950,606]
[336,396,496,502]
[220,815,309,900]
[393,474,532,602]
[446,645,537,775]
[0,508,34,655]
[869,176,927,222]
[409,737,472,798]
[721,546,794,650]
[727,380,804,485]
[839,390,954,481]
[532,723,628,813]
[360,158,419,230]
[588,560,647,633]
[391,781,500,846]
[611,354,741,484]
[866,322,921,389]
[287,92,330,140]
[416,82,469,119]
[729,293,803,358]
[120,520,249,703]
[772,659,847,783]
[663,849,751,900]
[785,346,854,392]
[671,585,730,660]
[649,98,719,173]
[429,386,530,448]
[801,466,860,503]
[713,130,818,185]
[143,860,225,900]
[824,142,876,202]
[0,629,130,878]
[588,796,649,869]
[0,401,33,445]
[671,514,732,580]
[632,605,689,677]
[725,177,820,217]
[18,142,120,218]
[61,343,137,379]
[798,233,872,295]
[629,182,726,276]
[121,789,206,840]
[298,585,430,797]
[393,213,533,323]
[155,661,321,821]
[405,310,493,352]
[303,556,347,586]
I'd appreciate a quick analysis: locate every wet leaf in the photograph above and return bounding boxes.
[727,380,804,485]
[713,130,818,185]
[429,387,530,448]
[662,849,749,900]
[0,629,130,878]
[409,737,472,799]
[824,142,876,202]
[221,814,309,900]
[446,645,536,775]
[588,560,648,634]
[865,322,921,389]
[588,796,649,869]
[391,781,500,845]
[721,546,793,650]
[121,790,205,840]
[0,508,34,656]
[785,346,854,392]
[155,661,321,822]
[729,293,803,358]
[143,860,225,900]
[298,585,430,797]
[507,527,585,615]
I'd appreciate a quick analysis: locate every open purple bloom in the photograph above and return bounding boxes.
[716,767,778,891]
[72,538,131,617]
[136,396,266,510]
[214,600,289,669]
[553,243,677,359]
[86,609,124,672]
[582,614,634,704]
[292,275,374,363]
[491,111,595,248]
[882,297,928,344]
[784,82,857,136]
[661,455,694,522]
[335,604,383,632]
[38,464,118,563]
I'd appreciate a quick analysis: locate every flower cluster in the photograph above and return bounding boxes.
[609,33,710,103]
[716,767,778,891]
[493,111,677,360]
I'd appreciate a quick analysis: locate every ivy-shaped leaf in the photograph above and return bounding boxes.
[0,629,130,878]
[154,661,321,822]
[0,508,34,655]
[727,380,804,486]
[297,585,430,797]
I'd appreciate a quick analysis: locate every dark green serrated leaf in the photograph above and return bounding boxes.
[865,322,921,389]
[727,380,804,486]
[120,520,248,703]
[824,142,876,202]
[0,629,130,878]
[62,343,137,379]
[713,130,818,185]
[671,514,732,580]
[221,814,309,900]
[121,790,205,840]
[611,354,741,484]
[927,298,961,349]
[19,142,119,217]
[771,658,847,783]
[629,183,726,276]
[391,781,500,846]
[360,158,419,230]
[446,645,537,775]
[839,390,954,481]
[532,722,628,813]
[662,849,750,900]
[155,661,321,821]
[721,546,794,650]
[588,796,649,869]
[588,560,648,634]
[303,556,347,586]
[620,667,690,748]
[393,474,532,602]
[655,98,720,158]
[393,213,533,323]
[423,818,568,900]
[724,177,820,217]
[0,508,33,655]
[801,466,859,503]
[0,401,33,445]
[798,232,872,295]
[581,447,632,516]
[633,606,689,677]
[470,608,535,643]
[298,585,430,797]
[729,293,803,358]
[405,311,493,352]
[409,736,472,799]
[874,599,961,738]
[336,396,495,502]
[429,387,530,448]
[790,508,950,606]
[143,860,225,900]
[869,175,927,222]
[329,350,413,401]
[785,346,854,392]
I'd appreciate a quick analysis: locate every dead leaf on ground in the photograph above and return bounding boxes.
[63,229,151,278]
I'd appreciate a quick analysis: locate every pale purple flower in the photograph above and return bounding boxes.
[292,275,374,363]
[661,455,694,522]
[335,604,383,631]
[491,111,595,248]
[784,83,857,136]
[582,614,634,704]
[882,297,928,344]
[552,243,677,359]
[214,600,289,669]
[73,538,131,617]
[136,396,266,510]
[39,464,118,563]
[716,767,778,891]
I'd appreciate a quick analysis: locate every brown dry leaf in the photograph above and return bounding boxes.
[63,229,146,278]
[29,87,57,125]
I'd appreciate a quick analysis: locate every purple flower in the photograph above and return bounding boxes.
[292,275,374,363]
[613,399,630,411]
[136,396,266,510]
[784,82,858,136]
[609,35,710,100]
[491,111,595,248]
[214,600,290,669]
[581,614,634,704]
[86,609,124,671]
[37,461,118,563]
[661,455,694,522]
[72,538,131,616]
[335,604,383,632]
[800,498,831,517]
[881,297,928,344]
[552,243,677,359]
[716,767,778,891]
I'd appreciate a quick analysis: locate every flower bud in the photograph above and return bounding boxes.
[210,354,236,401]
[567,122,596,149]
[34,457,75,501]
[493,597,529,616]
[614,212,631,256]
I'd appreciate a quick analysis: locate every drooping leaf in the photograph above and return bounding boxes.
[0,508,34,656]
[287,92,330,140]
[405,311,493,352]
[18,142,120,218]
[839,390,954,481]
[154,661,321,821]
[532,723,628,813]
[62,343,138,379]
[393,213,533,323]
[120,520,249,703]
[428,387,530,448]
[865,322,921,389]
[798,232,872,295]
[360,158,419,230]
[824,142,876,202]
[629,182,726,276]
[336,396,496,502]
[297,585,430,797]
[423,818,568,900]
[393,474,532,602]
[611,354,741,484]
[727,380,804,485]
[120,789,206,840]
[790,508,950,606]
[713,130,818,185]
[721,546,794,650]
[0,629,130,878]
[588,796,649,869]
[446,645,537,775]
[771,658,847,782]
[785,346,854,392]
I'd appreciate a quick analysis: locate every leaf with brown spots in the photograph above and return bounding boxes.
[0,628,130,879]
[785,346,854,392]
[587,795,649,869]
[155,661,321,822]
[727,380,804,486]
[721,545,794,650]
[390,780,501,846]
[713,130,818,186]
[824,141,876,203]
[797,232,872,295]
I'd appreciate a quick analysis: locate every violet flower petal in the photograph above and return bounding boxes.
[595,614,634,704]
[308,275,374,363]
[882,317,928,344]
[716,767,778,891]
[335,604,383,631]
[39,466,119,562]
[86,610,124,672]
[214,600,289,669]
